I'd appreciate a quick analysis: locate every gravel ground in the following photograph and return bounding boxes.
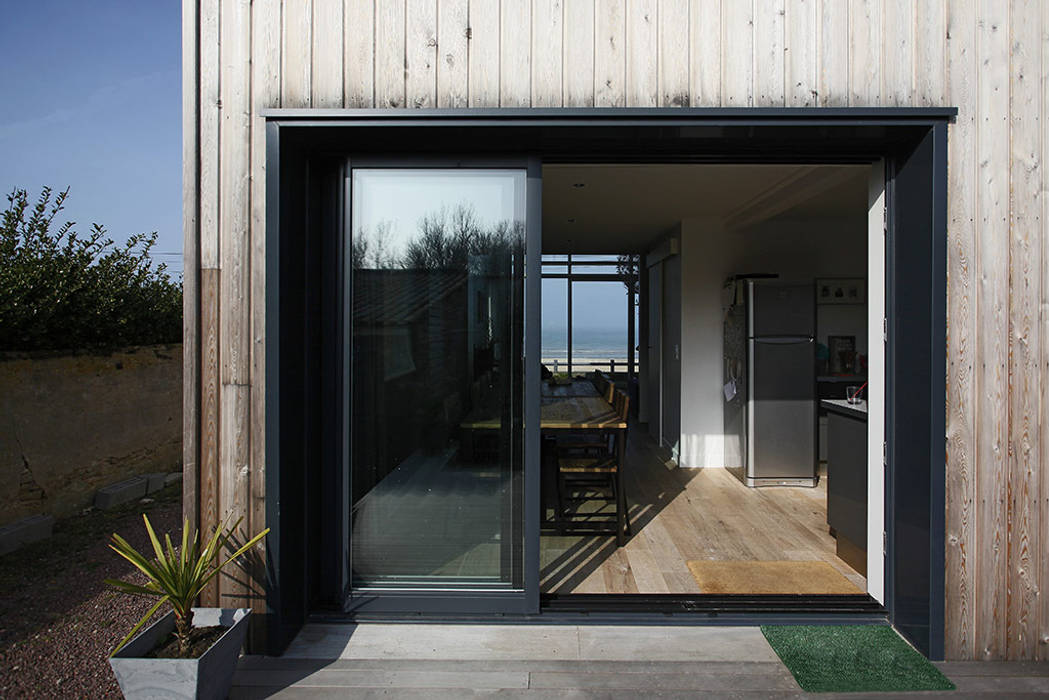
[0,485,181,699]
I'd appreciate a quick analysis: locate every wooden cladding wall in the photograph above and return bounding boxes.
[184,0,1049,659]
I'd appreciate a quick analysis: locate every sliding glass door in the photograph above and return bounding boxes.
[346,162,539,609]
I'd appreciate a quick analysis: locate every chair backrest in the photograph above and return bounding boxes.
[613,390,630,423]
[591,371,611,401]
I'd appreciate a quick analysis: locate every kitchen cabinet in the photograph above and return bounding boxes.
[821,399,868,576]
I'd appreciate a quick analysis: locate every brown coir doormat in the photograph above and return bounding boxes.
[686,560,863,595]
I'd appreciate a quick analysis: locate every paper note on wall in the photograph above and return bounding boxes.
[723,379,737,402]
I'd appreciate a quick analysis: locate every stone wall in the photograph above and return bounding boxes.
[0,345,182,526]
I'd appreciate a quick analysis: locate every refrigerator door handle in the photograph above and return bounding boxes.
[751,337,814,345]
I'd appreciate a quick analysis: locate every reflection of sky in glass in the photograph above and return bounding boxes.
[352,169,523,258]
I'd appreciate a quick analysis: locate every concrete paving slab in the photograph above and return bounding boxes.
[0,514,54,556]
[576,625,779,662]
[94,476,147,509]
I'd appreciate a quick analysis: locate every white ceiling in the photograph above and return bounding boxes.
[541,163,870,253]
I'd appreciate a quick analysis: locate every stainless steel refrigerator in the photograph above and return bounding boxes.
[723,279,817,487]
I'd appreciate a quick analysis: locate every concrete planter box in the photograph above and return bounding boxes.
[109,607,250,700]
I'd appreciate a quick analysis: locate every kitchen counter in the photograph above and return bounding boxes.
[821,399,868,419]
[821,399,867,576]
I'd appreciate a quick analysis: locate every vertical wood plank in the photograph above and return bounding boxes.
[974,0,1010,661]
[563,0,595,106]
[753,0,784,106]
[282,0,312,106]
[785,0,817,106]
[721,0,753,106]
[219,383,251,604]
[689,0,721,106]
[345,0,376,107]
[406,0,438,107]
[220,0,252,387]
[249,0,281,611]
[915,0,946,106]
[376,0,406,107]
[625,0,658,106]
[847,0,881,105]
[199,267,221,606]
[500,0,532,106]
[595,0,626,106]
[436,0,469,107]
[1040,0,1049,662]
[819,0,848,106]
[1006,0,1041,660]
[945,0,977,662]
[312,0,344,107]
[200,0,220,269]
[468,0,500,107]
[182,0,201,532]
[881,0,914,105]
[658,0,689,106]
[532,0,564,107]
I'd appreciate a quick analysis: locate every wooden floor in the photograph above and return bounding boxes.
[541,427,867,594]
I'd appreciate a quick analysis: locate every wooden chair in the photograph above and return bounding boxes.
[554,390,631,546]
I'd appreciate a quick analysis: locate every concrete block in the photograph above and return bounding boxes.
[145,472,167,494]
[164,471,183,487]
[0,514,54,556]
[94,476,148,510]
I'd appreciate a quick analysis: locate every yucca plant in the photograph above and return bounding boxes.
[105,515,269,658]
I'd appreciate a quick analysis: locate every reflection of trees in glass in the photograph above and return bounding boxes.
[353,203,522,272]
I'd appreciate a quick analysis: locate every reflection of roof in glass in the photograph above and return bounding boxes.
[352,269,467,326]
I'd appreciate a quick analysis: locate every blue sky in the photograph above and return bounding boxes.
[0,1,182,275]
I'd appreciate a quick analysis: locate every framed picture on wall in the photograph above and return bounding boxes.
[816,278,866,305]
[828,335,858,375]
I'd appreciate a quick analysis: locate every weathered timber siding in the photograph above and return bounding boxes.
[184,0,1049,660]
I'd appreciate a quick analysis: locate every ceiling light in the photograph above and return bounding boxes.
[567,218,576,223]
[572,183,586,188]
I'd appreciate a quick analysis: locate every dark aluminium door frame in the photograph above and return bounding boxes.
[263,108,954,659]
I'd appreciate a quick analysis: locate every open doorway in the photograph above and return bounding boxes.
[538,163,879,599]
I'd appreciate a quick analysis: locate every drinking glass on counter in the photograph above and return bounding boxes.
[846,385,862,404]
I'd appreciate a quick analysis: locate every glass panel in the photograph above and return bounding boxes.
[350,169,526,589]
[541,278,567,375]
[571,281,629,375]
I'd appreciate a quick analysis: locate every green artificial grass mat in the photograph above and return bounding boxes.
[761,625,955,693]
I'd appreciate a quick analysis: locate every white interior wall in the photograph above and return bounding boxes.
[678,213,868,468]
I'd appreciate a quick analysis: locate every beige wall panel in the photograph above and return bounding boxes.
[689,0,721,106]
[312,0,345,107]
[974,0,1010,662]
[563,0,595,106]
[345,0,376,107]
[198,267,220,606]
[406,0,438,108]
[818,0,848,106]
[848,0,881,105]
[249,0,281,574]
[881,0,914,105]
[1040,0,1049,662]
[182,0,200,530]
[595,0,626,106]
[468,0,500,107]
[659,0,690,106]
[1006,0,1041,661]
[220,0,252,387]
[532,0,564,107]
[915,0,946,105]
[437,0,469,108]
[753,0,784,106]
[625,0,658,106]
[218,383,251,602]
[376,0,407,107]
[944,0,977,662]
[282,0,313,106]
[501,0,532,106]
[200,0,220,268]
[721,0,753,106]
[784,0,816,107]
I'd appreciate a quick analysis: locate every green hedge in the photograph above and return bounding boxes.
[0,187,182,352]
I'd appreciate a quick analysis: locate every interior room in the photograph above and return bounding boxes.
[538,163,874,597]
